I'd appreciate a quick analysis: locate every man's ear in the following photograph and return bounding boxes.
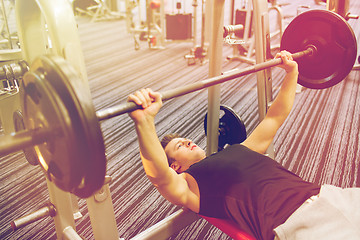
[170,162,180,173]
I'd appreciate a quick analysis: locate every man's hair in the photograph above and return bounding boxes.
[160,133,181,166]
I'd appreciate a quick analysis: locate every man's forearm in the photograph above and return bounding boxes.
[134,117,171,186]
[267,70,298,121]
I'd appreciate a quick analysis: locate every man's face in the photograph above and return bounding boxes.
[165,138,206,173]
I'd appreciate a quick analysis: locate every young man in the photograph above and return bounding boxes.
[128,51,360,240]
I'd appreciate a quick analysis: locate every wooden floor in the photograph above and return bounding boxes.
[0,0,360,239]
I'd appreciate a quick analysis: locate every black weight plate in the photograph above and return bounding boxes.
[281,10,357,89]
[204,105,247,151]
[21,55,106,198]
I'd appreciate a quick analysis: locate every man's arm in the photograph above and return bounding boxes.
[128,89,196,208]
[242,51,299,154]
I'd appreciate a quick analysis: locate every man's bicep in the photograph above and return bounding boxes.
[156,169,192,206]
[242,116,280,154]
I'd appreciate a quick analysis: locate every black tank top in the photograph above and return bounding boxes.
[185,144,320,240]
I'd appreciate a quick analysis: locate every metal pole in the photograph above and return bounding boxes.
[192,0,197,47]
[253,0,270,121]
[86,176,119,240]
[46,179,77,240]
[253,0,274,157]
[0,127,51,156]
[130,209,199,240]
[159,0,165,47]
[206,0,225,155]
[10,205,56,231]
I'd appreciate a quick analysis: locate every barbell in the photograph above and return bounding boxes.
[0,10,357,198]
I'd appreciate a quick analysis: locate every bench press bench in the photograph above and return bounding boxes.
[201,215,255,240]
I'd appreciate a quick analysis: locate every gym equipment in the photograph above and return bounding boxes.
[2,204,56,237]
[0,60,29,136]
[0,0,22,61]
[201,215,255,240]
[184,0,208,65]
[223,24,245,40]
[205,0,224,157]
[235,8,253,39]
[0,9,357,199]
[0,0,14,49]
[15,0,90,101]
[204,105,247,151]
[280,10,357,89]
[74,0,124,22]
[166,14,192,40]
[125,0,165,50]
[226,0,256,65]
[227,0,287,65]
[166,0,192,40]
[326,0,359,20]
[0,60,28,92]
[8,204,56,234]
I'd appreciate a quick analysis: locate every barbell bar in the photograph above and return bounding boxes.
[0,9,357,198]
[96,46,315,121]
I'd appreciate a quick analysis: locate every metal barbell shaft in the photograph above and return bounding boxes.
[96,46,315,121]
[0,127,51,157]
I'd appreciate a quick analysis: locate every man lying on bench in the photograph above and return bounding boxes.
[127,51,360,240]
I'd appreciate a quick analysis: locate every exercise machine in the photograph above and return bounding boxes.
[226,0,256,64]
[184,0,208,65]
[74,0,124,22]
[125,0,165,49]
[0,0,21,60]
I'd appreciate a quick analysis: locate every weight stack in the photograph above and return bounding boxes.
[235,9,253,38]
[165,13,192,40]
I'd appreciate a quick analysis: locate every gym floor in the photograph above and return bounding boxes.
[0,0,359,239]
